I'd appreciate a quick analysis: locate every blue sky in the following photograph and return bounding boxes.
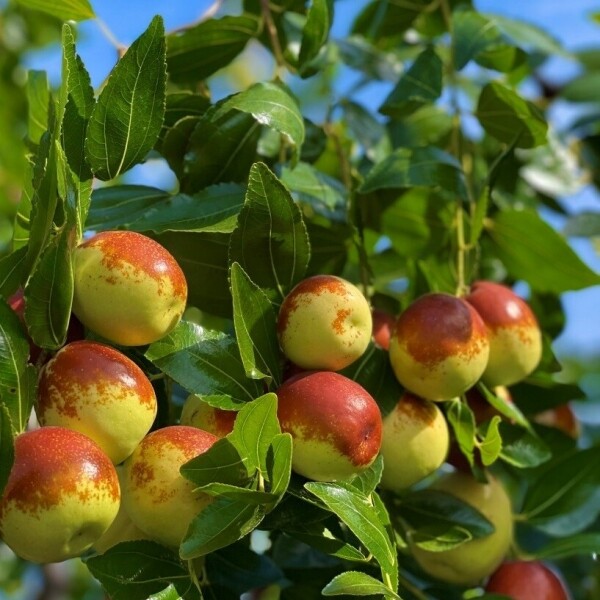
[21,0,600,359]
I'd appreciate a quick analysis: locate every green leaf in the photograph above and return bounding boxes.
[229,162,310,305]
[564,212,600,237]
[534,533,600,560]
[166,15,261,84]
[212,83,305,164]
[26,70,50,145]
[381,188,454,258]
[498,422,551,468]
[305,482,397,586]
[228,393,281,475]
[521,446,600,535]
[230,262,281,384]
[349,455,384,497]
[336,36,403,81]
[397,489,494,551]
[180,496,265,559]
[84,540,200,600]
[198,483,278,504]
[322,571,401,598]
[453,8,525,72]
[359,147,468,200]
[15,0,94,21]
[280,162,347,216]
[0,404,15,497]
[445,398,476,467]
[298,0,334,76]
[156,231,233,319]
[0,248,27,299]
[380,47,442,117]
[470,187,489,245]
[0,301,36,433]
[86,16,166,180]
[181,437,250,488]
[476,82,548,149]
[288,523,367,562]
[485,209,600,292]
[479,416,502,466]
[267,433,293,499]
[181,108,261,193]
[477,382,529,429]
[147,585,182,600]
[23,228,74,350]
[562,73,600,103]
[145,321,264,406]
[59,24,94,235]
[88,184,245,234]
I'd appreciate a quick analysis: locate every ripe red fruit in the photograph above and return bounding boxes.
[0,427,120,563]
[486,560,570,599]
[466,281,542,387]
[389,293,490,401]
[276,371,382,481]
[37,340,158,464]
[372,308,396,351]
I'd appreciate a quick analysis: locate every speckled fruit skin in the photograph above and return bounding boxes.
[466,281,542,387]
[372,308,396,351]
[37,340,157,465]
[277,275,372,371]
[379,393,449,492]
[72,230,187,346]
[410,471,513,586]
[486,560,570,600]
[0,427,120,564]
[122,426,218,548]
[180,395,237,438]
[92,466,147,554]
[389,293,490,401]
[276,371,382,481]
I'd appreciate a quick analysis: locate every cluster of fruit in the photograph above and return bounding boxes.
[0,229,571,599]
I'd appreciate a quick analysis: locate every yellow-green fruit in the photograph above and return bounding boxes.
[122,426,218,548]
[379,393,449,492]
[0,427,120,563]
[410,471,513,586]
[180,395,237,438]
[72,230,187,346]
[93,467,148,554]
[277,275,372,371]
[389,293,490,401]
[37,341,157,465]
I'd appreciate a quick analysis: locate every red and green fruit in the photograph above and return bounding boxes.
[372,308,396,351]
[37,340,158,465]
[276,371,382,481]
[0,427,120,564]
[409,471,513,586]
[389,293,490,401]
[277,275,372,371]
[379,393,449,492]
[466,281,542,387]
[121,426,218,548]
[72,230,188,347]
[180,394,237,438]
[486,560,570,599]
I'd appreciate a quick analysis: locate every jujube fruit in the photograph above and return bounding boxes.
[486,560,570,599]
[276,371,382,481]
[72,230,187,346]
[389,293,490,401]
[277,275,372,371]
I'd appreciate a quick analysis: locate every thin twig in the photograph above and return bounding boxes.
[260,0,287,78]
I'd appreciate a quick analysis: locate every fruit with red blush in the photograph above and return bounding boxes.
[276,371,382,481]
[372,308,396,350]
[409,471,513,586]
[72,230,188,346]
[180,394,237,438]
[0,426,120,563]
[466,281,542,387]
[37,340,158,465]
[389,293,490,401]
[379,392,449,492]
[121,425,218,548]
[277,275,372,371]
[486,560,570,599]
[534,404,580,439]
